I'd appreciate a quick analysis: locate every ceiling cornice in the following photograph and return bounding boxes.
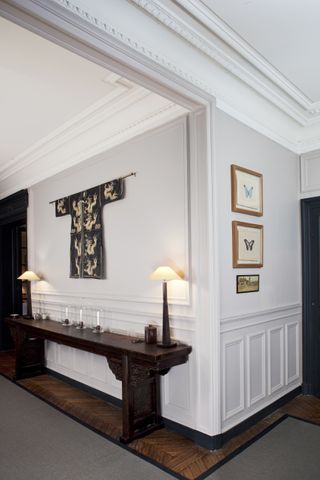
[0,78,187,199]
[3,0,320,154]
[132,0,320,125]
[176,0,320,110]
[131,0,312,126]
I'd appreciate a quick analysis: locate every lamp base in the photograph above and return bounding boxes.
[157,342,177,349]
[23,315,34,320]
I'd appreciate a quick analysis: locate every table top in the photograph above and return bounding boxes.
[6,316,192,362]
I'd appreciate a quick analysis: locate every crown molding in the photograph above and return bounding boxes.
[4,0,320,154]
[132,0,320,126]
[176,0,320,110]
[0,78,131,182]
[0,81,187,199]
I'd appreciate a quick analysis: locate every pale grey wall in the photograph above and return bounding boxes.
[215,109,302,432]
[215,109,300,317]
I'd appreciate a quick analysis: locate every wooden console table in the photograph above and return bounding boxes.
[6,317,192,443]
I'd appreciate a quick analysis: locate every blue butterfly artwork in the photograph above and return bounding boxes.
[244,239,254,251]
[243,184,253,199]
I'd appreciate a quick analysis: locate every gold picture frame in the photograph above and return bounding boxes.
[232,221,263,268]
[231,164,263,216]
[236,275,260,293]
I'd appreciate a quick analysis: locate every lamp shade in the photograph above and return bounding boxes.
[150,266,181,282]
[17,271,40,281]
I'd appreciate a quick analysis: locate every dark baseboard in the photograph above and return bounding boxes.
[165,386,301,450]
[46,368,301,450]
[302,382,318,395]
[45,368,122,408]
[220,386,301,447]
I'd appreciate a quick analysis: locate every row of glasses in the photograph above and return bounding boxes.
[61,305,107,333]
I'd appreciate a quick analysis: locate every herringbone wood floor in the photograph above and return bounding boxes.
[1,351,319,480]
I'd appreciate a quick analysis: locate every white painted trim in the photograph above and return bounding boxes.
[221,382,300,433]
[0,89,187,199]
[208,101,222,435]
[285,322,300,385]
[221,304,301,333]
[133,0,311,124]
[32,288,189,307]
[222,337,245,421]
[267,326,285,396]
[174,0,319,112]
[246,331,266,407]
[32,297,196,331]
[5,0,320,157]
[300,149,320,193]
[0,83,130,180]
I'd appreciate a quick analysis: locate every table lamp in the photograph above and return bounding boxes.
[17,270,40,319]
[150,266,181,348]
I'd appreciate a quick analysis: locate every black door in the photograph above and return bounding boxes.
[301,197,320,395]
[0,190,28,351]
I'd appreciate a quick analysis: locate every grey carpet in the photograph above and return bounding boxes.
[1,375,320,480]
[0,376,173,480]
[207,416,320,480]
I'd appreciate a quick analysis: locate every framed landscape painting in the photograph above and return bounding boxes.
[232,221,263,268]
[231,164,263,216]
[236,275,260,293]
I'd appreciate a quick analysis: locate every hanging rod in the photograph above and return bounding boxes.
[49,171,137,204]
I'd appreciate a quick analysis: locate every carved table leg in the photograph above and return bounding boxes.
[107,353,164,443]
[9,325,45,379]
[121,354,164,443]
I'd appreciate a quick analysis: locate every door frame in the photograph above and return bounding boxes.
[0,2,221,436]
[301,196,320,395]
[0,190,28,349]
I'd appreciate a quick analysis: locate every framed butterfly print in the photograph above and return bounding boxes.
[232,221,263,268]
[231,165,263,216]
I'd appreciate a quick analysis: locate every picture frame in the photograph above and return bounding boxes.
[231,164,263,216]
[236,275,260,293]
[232,221,263,268]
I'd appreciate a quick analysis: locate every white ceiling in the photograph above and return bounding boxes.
[0,15,186,197]
[0,16,118,166]
[202,0,320,102]
[3,0,320,172]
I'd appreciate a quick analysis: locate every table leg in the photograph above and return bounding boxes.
[9,325,45,379]
[119,353,164,443]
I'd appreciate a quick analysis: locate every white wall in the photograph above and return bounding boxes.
[215,109,302,431]
[29,115,207,431]
[2,0,306,441]
[28,108,303,437]
[28,109,218,436]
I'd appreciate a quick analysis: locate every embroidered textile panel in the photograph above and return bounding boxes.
[55,178,124,279]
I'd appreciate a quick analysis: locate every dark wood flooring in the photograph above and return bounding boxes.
[0,351,319,480]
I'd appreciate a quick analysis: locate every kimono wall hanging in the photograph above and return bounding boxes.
[52,173,135,279]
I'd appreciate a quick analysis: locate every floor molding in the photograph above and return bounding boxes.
[47,367,301,450]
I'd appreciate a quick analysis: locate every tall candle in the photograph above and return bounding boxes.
[65,306,68,319]
[79,309,83,323]
[96,310,100,326]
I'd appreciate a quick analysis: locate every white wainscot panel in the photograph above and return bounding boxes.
[162,361,193,425]
[300,150,320,194]
[268,327,284,395]
[87,353,108,383]
[285,322,299,385]
[73,349,90,376]
[247,332,266,407]
[57,344,75,370]
[222,338,244,421]
[45,340,56,363]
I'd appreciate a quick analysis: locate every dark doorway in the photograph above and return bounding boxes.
[0,190,28,350]
[301,196,320,396]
